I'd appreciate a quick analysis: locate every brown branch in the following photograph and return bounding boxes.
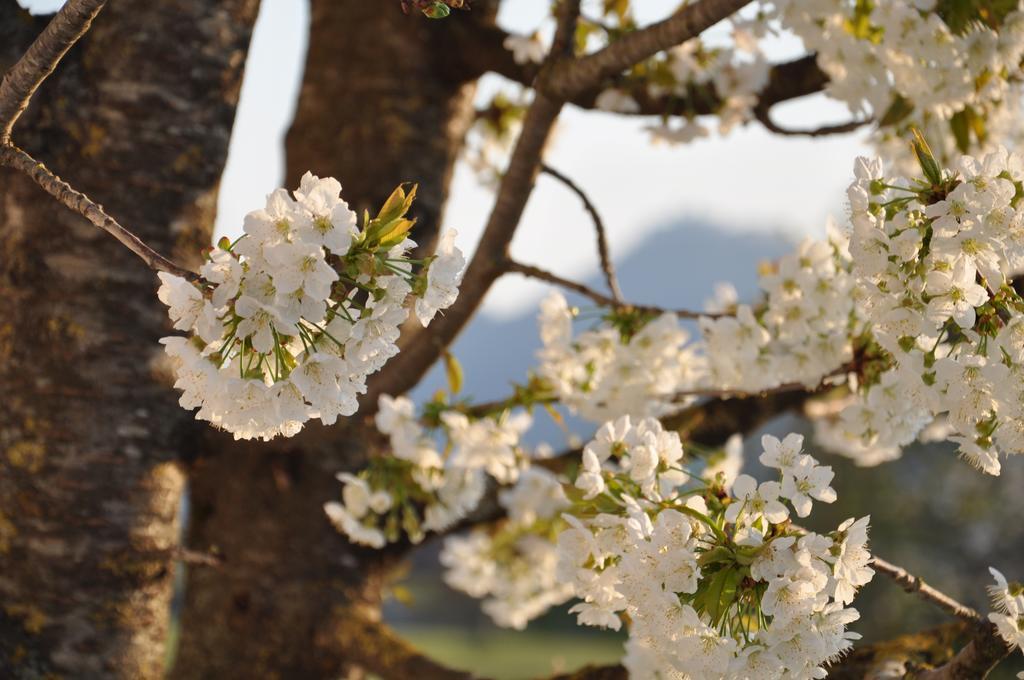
[452,17,832,120]
[539,0,753,101]
[0,145,198,281]
[505,258,716,319]
[754,103,871,137]
[872,556,982,624]
[329,609,487,680]
[0,0,106,143]
[540,163,623,302]
[915,622,1013,679]
[472,22,830,123]
[362,2,581,411]
[592,53,827,118]
[548,665,626,680]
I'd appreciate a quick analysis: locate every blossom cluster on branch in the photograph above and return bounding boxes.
[324,395,536,547]
[157,175,465,440]
[481,0,1024,178]
[827,144,1024,473]
[776,0,1024,167]
[387,418,874,678]
[441,467,573,629]
[560,430,871,679]
[527,143,1024,476]
[538,294,702,421]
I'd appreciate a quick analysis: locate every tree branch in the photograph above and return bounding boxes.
[362,1,581,411]
[473,22,831,123]
[452,14,834,122]
[505,258,715,319]
[915,621,1013,679]
[0,0,105,143]
[539,0,753,100]
[328,608,487,680]
[754,102,870,137]
[540,163,623,302]
[0,145,198,281]
[871,556,982,624]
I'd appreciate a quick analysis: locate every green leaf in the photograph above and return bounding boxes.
[697,546,733,567]
[719,568,742,622]
[376,184,416,227]
[365,184,419,246]
[390,584,415,605]
[703,567,731,624]
[422,2,450,18]
[878,94,914,127]
[950,109,971,154]
[911,129,943,186]
[443,351,463,395]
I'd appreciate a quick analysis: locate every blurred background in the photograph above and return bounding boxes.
[18,0,1024,677]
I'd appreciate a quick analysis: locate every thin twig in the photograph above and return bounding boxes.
[872,555,982,623]
[670,361,857,401]
[0,145,198,281]
[541,163,623,302]
[754,104,870,138]
[173,547,225,569]
[0,0,106,143]
[505,258,719,319]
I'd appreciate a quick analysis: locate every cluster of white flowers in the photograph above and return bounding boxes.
[323,395,533,547]
[529,229,856,425]
[503,32,546,66]
[774,0,1024,167]
[536,293,702,422]
[826,147,1024,474]
[440,468,573,629]
[699,224,856,392]
[987,567,1024,668]
[156,177,465,440]
[559,430,872,679]
[575,0,1024,165]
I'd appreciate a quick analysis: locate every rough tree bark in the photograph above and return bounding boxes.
[0,1,258,677]
[171,2,493,677]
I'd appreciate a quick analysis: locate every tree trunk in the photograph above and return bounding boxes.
[284,0,488,253]
[0,1,258,677]
[172,2,492,677]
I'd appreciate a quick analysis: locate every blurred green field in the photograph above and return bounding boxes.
[394,625,625,679]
